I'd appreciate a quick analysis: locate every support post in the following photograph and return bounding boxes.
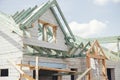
[58,75,62,80]
[86,56,91,80]
[19,60,22,80]
[43,25,48,41]
[36,56,39,80]
[102,59,107,80]
[53,26,57,43]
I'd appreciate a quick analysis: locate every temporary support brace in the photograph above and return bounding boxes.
[76,67,92,80]
[8,60,35,80]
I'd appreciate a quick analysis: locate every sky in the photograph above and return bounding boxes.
[0,0,120,38]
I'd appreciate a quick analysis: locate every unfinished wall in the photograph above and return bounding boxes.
[0,13,23,80]
[21,56,120,80]
[23,9,68,51]
[23,55,87,80]
[106,60,120,80]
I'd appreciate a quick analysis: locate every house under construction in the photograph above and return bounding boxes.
[0,0,120,80]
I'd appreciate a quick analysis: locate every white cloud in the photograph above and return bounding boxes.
[93,0,109,6]
[93,0,120,6]
[69,19,107,38]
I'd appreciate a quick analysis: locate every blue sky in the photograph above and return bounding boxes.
[0,0,120,38]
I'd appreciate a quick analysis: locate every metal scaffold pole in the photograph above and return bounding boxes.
[36,56,39,80]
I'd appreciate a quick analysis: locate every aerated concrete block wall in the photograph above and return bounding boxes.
[107,60,120,80]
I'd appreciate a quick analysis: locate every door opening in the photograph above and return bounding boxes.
[71,68,77,80]
[107,68,115,80]
[33,70,58,80]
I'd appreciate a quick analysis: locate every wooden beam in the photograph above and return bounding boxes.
[53,26,57,43]
[17,64,76,73]
[38,19,57,28]
[58,73,62,80]
[76,67,91,80]
[40,67,76,73]
[8,60,24,74]
[22,74,35,80]
[8,60,35,80]
[86,54,106,59]
[19,60,22,80]
[96,41,107,59]
[102,59,108,80]
[86,56,91,80]
[86,40,107,80]
[86,40,97,54]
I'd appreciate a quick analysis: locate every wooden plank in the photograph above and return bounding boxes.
[8,60,24,74]
[22,74,35,80]
[17,64,76,73]
[8,60,35,80]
